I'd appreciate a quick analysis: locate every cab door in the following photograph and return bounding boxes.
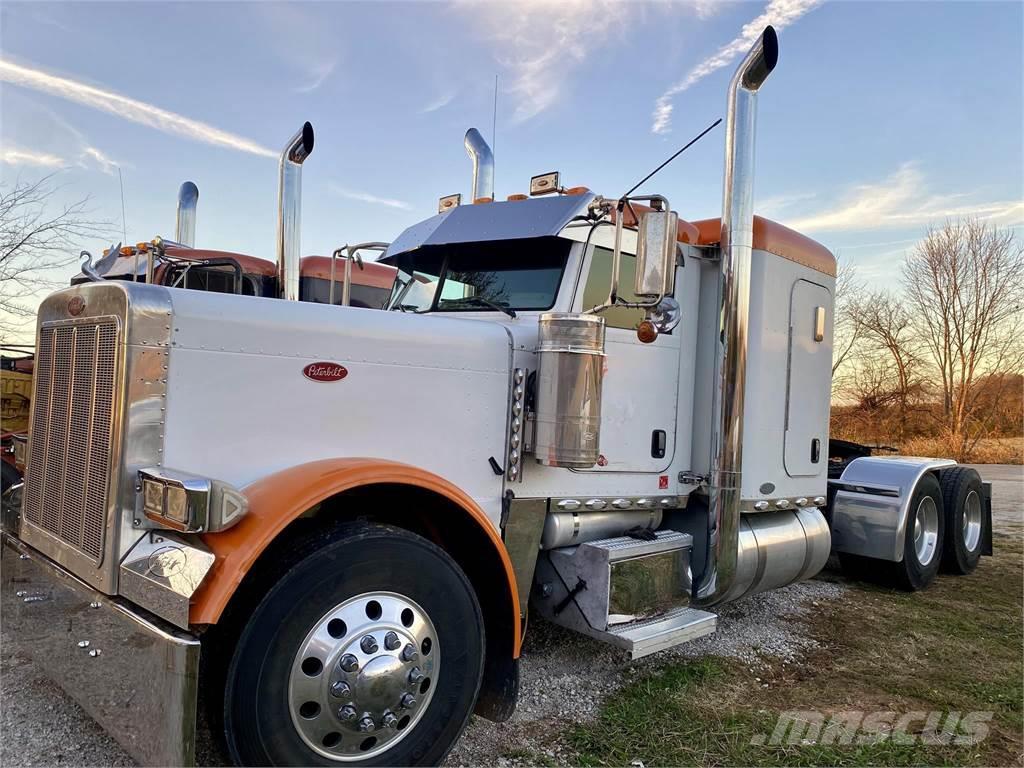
[572,246,681,473]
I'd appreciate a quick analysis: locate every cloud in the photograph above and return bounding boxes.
[652,0,824,134]
[463,0,627,124]
[294,60,337,95]
[80,146,119,175]
[328,183,412,211]
[0,57,276,157]
[421,90,458,114]
[1,146,66,168]
[693,0,724,19]
[774,163,1024,233]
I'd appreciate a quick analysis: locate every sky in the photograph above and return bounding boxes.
[1,0,1022,337]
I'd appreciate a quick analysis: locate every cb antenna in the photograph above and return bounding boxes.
[622,117,722,199]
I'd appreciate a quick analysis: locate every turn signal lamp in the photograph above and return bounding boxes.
[636,319,658,344]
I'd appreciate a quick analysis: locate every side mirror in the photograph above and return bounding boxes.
[634,210,678,300]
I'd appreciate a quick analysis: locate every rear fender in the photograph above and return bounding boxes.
[828,456,955,561]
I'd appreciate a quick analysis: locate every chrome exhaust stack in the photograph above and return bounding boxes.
[276,122,315,300]
[695,26,779,606]
[464,128,494,202]
[175,181,199,247]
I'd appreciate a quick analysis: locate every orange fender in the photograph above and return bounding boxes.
[189,458,521,655]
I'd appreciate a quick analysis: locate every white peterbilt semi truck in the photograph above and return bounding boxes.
[1,27,992,767]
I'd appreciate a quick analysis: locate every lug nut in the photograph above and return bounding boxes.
[382,711,399,729]
[401,644,418,663]
[384,631,401,651]
[400,693,417,710]
[408,667,424,685]
[358,716,376,733]
[337,705,357,722]
[330,681,351,698]
[360,635,379,654]
[339,654,359,672]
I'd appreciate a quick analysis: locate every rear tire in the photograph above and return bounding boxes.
[223,522,485,766]
[938,466,984,575]
[887,472,945,591]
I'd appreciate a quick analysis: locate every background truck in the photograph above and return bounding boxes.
[74,125,396,310]
[1,26,992,767]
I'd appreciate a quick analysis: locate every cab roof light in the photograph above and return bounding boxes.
[507,194,528,201]
[530,171,561,196]
[438,193,461,214]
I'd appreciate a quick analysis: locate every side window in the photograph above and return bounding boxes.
[581,247,646,330]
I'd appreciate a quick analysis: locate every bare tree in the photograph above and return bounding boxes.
[856,291,923,442]
[1,174,111,336]
[831,257,866,380]
[902,218,1024,459]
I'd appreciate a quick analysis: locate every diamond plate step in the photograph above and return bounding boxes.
[604,606,717,659]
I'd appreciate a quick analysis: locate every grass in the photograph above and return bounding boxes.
[568,536,1023,767]
[897,436,1023,465]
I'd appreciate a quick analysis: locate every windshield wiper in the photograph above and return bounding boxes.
[440,296,517,318]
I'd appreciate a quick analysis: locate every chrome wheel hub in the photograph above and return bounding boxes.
[913,496,939,566]
[962,490,982,551]
[288,592,439,761]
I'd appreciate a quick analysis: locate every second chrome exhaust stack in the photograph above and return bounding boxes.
[175,181,199,247]
[464,128,494,202]
[277,122,315,300]
[696,25,779,607]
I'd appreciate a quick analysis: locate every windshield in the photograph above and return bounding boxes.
[387,237,571,313]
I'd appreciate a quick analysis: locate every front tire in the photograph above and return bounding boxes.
[223,523,485,766]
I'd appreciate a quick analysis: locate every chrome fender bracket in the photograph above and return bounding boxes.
[119,530,215,629]
[828,456,955,562]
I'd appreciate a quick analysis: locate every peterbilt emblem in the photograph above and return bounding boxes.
[303,362,348,382]
[67,296,86,316]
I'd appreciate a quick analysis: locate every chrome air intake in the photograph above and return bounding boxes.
[175,181,199,247]
[695,26,779,606]
[464,128,494,202]
[277,122,315,301]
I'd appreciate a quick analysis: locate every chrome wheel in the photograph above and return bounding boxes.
[913,496,939,566]
[288,591,439,761]
[962,490,982,551]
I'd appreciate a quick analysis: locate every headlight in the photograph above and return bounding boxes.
[138,467,248,533]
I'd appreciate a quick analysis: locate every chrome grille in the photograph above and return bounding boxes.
[23,319,120,562]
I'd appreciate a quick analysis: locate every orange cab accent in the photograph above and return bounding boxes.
[190,458,523,656]
[691,215,837,277]
[473,197,494,204]
[611,204,701,244]
[506,194,528,201]
[162,246,280,277]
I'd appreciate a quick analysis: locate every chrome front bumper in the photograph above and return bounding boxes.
[1,532,200,766]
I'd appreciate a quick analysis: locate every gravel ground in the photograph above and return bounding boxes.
[2,464,1020,767]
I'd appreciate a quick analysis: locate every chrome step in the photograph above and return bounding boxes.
[533,529,717,658]
[582,529,693,562]
[603,606,717,659]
